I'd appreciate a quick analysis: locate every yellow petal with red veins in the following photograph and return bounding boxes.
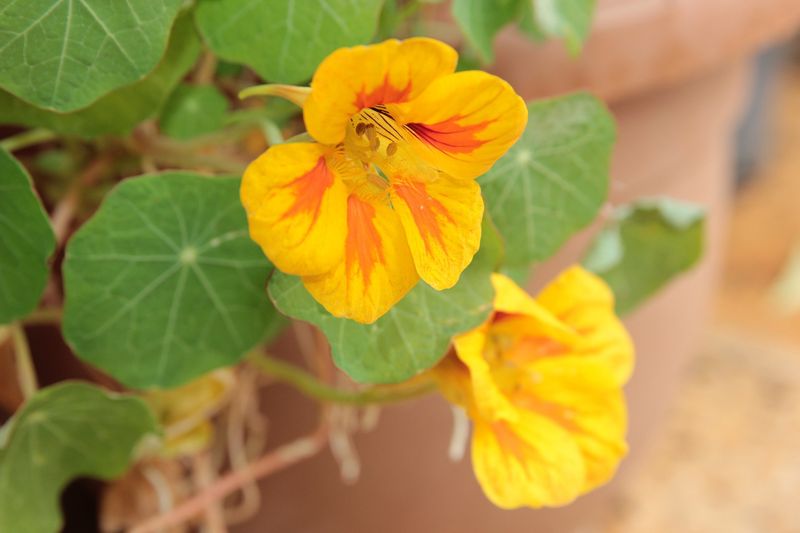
[241,143,348,277]
[389,174,483,290]
[304,38,458,145]
[387,70,527,179]
[471,411,585,509]
[515,356,628,492]
[536,266,634,385]
[302,194,419,324]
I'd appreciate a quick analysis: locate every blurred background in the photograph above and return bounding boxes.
[602,32,800,533]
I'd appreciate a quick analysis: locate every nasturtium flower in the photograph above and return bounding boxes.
[241,38,527,323]
[433,267,634,509]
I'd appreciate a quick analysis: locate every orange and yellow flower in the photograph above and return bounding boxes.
[434,267,634,509]
[240,38,527,323]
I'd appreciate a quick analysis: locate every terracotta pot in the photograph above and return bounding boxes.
[235,2,800,531]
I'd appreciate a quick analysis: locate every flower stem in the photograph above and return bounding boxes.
[10,323,37,400]
[0,128,57,152]
[247,352,435,406]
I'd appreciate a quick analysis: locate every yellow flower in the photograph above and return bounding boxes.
[434,267,634,509]
[241,38,527,323]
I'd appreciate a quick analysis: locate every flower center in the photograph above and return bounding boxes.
[342,105,440,195]
[345,106,403,165]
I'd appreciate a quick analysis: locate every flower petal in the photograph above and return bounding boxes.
[491,273,580,345]
[241,143,349,276]
[471,411,585,509]
[453,325,518,422]
[302,193,418,324]
[389,174,483,290]
[387,70,527,179]
[304,38,458,145]
[517,356,628,492]
[536,267,634,384]
[432,353,476,411]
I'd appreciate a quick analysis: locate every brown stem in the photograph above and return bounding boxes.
[10,323,37,400]
[129,122,249,174]
[52,155,113,246]
[193,49,219,85]
[129,423,328,533]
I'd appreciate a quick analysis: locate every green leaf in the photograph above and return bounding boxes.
[159,84,229,140]
[0,0,184,112]
[269,216,502,383]
[0,13,200,138]
[0,148,55,324]
[0,381,158,533]
[451,0,524,62]
[517,0,546,41]
[194,0,385,84]
[533,0,595,54]
[63,173,281,389]
[480,92,615,268]
[583,198,706,315]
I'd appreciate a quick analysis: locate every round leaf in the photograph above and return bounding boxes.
[0,0,184,112]
[0,382,158,533]
[63,173,280,388]
[0,148,55,324]
[583,198,706,315]
[194,0,385,84]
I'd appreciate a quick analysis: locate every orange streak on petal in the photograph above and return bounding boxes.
[393,181,455,252]
[346,196,385,286]
[355,75,413,110]
[281,157,334,222]
[508,337,569,362]
[491,421,528,460]
[407,116,492,154]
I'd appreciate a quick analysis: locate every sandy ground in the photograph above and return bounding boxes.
[602,57,800,533]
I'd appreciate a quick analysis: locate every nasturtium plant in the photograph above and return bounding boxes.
[0,0,184,112]
[63,173,280,388]
[0,382,158,533]
[0,148,55,324]
[0,1,709,531]
[584,198,706,314]
[480,92,615,270]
